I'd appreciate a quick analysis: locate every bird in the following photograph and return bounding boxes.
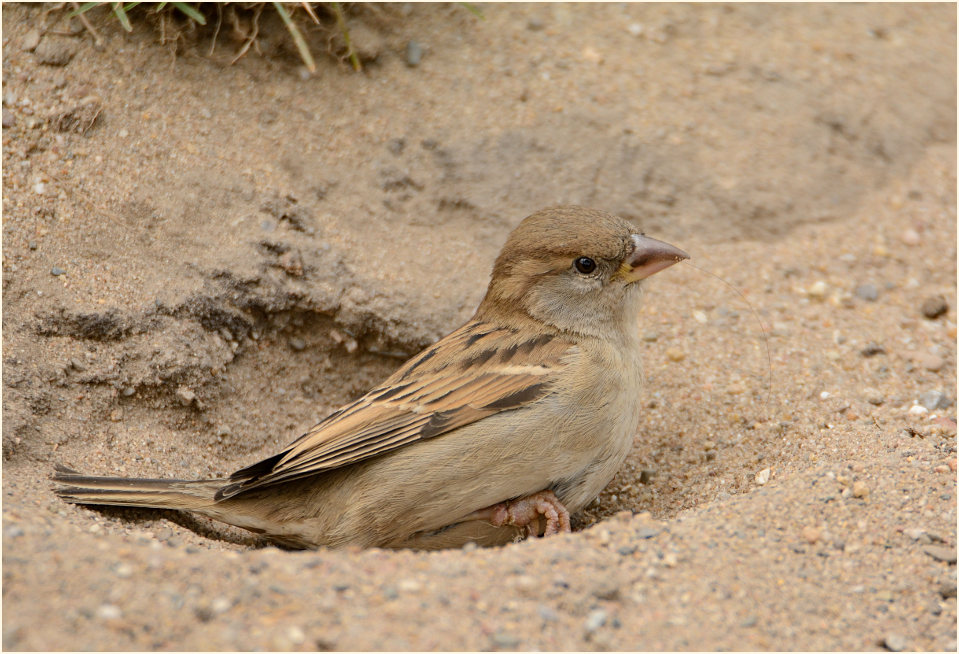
[54,205,688,550]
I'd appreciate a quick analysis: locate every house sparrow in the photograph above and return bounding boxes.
[54,206,688,550]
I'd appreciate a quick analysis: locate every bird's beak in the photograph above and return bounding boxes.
[617,234,689,283]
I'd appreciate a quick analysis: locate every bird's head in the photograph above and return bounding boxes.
[477,206,689,337]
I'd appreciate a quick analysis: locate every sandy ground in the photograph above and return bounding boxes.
[2,2,956,650]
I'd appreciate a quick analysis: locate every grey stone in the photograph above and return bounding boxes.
[35,38,77,66]
[882,634,907,652]
[584,609,608,634]
[938,580,957,599]
[491,631,519,648]
[922,545,957,564]
[176,386,196,406]
[920,295,948,319]
[636,526,661,539]
[406,40,422,67]
[854,283,879,301]
[918,390,949,411]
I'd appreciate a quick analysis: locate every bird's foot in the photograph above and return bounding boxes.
[465,490,571,537]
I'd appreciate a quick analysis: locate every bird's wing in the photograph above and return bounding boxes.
[216,321,576,499]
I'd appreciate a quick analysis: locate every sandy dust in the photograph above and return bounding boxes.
[2,3,956,650]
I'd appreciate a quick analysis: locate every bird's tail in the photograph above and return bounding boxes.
[52,464,223,511]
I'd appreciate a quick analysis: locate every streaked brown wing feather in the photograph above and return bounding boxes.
[216,321,575,499]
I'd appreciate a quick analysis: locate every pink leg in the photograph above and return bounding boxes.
[461,490,571,537]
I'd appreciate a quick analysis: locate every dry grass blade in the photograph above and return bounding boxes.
[329,1,360,72]
[70,1,104,44]
[272,2,316,73]
[300,1,320,24]
[229,3,262,65]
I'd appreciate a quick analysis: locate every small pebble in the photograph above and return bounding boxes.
[922,546,957,564]
[96,604,122,620]
[900,228,921,245]
[398,578,421,592]
[692,310,708,323]
[883,633,907,652]
[50,266,66,276]
[21,28,41,52]
[635,526,660,539]
[492,631,520,648]
[862,387,884,405]
[666,348,685,362]
[537,604,559,621]
[34,181,47,195]
[527,16,545,31]
[807,280,827,299]
[583,608,608,634]
[642,331,659,342]
[908,404,928,416]
[918,390,947,411]
[852,481,869,498]
[286,626,305,645]
[854,283,879,301]
[581,46,603,64]
[801,526,821,544]
[176,386,196,406]
[289,337,306,351]
[211,596,231,614]
[914,352,944,372]
[2,109,14,128]
[939,580,957,599]
[35,38,78,66]
[860,343,885,357]
[114,563,133,578]
[406,40,422,67]
[920,295,948,319]
[755,468,771,485]
[638,468,656,484]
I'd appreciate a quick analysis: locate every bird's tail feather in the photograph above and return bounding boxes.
[52,464,223,511]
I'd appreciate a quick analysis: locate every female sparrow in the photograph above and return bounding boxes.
[54,206,688,550]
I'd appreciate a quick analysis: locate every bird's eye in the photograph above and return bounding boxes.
[574,257,597,274]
